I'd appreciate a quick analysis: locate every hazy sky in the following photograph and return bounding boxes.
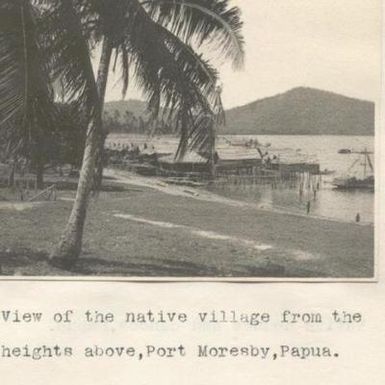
[103,0,382,109]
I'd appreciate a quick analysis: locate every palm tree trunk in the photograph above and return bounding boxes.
[209,124,216,180]
[177,127,189,161]
[36,160,44,189]
[8,161,16,188]
[94,40,114,190]
[50,37,113,268]
[176,107,189,161]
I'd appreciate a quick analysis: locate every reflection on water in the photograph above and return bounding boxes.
[213,135,374,223]
[208,181,374,224]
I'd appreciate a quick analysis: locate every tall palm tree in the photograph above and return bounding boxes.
[51,0,244,268]
[0,0,57,189]
[1,0,244,268]
[80,0,245,179]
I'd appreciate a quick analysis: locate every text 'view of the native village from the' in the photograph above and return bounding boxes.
[0,0,379,278]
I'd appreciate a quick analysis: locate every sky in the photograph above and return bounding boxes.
[103,0,382,109]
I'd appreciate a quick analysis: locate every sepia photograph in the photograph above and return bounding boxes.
[0,0,380,279]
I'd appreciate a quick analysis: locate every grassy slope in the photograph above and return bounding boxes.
[0,185,373,278]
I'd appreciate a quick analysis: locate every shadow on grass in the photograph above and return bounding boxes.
[0,248,223,277]
[73,256,223,277]
[0,248,333,278]
[55,181,128,192]
[0,249,57,276]
[0,249,47,268]
[232,262,324,278]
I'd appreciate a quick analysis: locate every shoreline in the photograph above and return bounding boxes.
[104,169,373,227]
[0,170,374,278]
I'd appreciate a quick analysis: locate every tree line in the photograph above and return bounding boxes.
[103,109,173,135]
[1,103,86,188]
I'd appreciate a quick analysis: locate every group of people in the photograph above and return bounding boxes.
[109,141,155,153]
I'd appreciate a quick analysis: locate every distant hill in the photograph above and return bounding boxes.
[104,99,147,118]
[103,100,171,134]
[104,87,375,135]
[223,87,374,135]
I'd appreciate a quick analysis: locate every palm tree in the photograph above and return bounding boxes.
[0,0,57,189]
[1,0,244,268]
[51,0,244,268]
[1,0,101,265]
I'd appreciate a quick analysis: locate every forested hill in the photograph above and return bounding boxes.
[104,99,147,118]
[104,87,375,135]
[223,87,374,135]
[103,100,171,133]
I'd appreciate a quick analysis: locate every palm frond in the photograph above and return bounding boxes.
[115,0,224,158]
[143,0,245,69]
[0,0,56,160]
[40,0,99,118]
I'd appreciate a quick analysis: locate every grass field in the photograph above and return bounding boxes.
[0,173,374,278]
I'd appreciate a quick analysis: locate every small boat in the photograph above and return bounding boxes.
[338,148,352,154]
[332,149,374,191]
[333,175,374,190]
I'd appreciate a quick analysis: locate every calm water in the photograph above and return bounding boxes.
[107,134,374,223]
[217,135,374,224]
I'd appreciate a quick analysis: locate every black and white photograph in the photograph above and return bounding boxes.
[0,0,380,279]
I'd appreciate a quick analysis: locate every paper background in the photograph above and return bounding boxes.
[0,279,384,384]
[0,0,384,383]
